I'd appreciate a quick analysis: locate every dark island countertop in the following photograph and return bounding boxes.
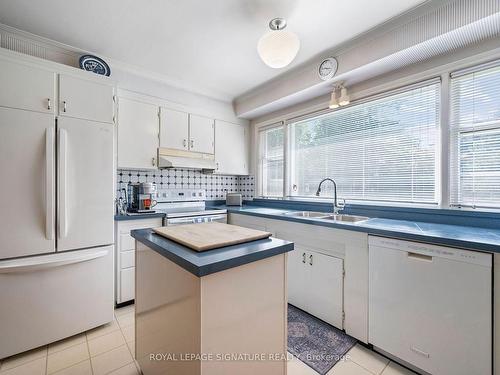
[131,228,294,277]
[209,205,500,253]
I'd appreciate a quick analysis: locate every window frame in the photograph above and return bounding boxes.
[285,79,441,205]
[449,60,500,209]
[255,56,500,212]
[256,121,286,198]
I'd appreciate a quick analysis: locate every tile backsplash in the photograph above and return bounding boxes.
[117,169,254,200]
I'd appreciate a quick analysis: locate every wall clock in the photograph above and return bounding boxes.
[318,57,338,81]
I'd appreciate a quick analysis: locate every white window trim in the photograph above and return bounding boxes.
[254,53,500,211]
[256,121,284,198]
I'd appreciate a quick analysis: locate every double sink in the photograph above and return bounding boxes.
[282,210,369,223]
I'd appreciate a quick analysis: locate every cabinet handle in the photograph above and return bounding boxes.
[152,157,156,166]
[62,101,67,112]
[302,252,306,263]
[47,98,51,110]
[216,162,219,170]
[309,254,313,266]
[190,139,194,148]
[183,139,187,148]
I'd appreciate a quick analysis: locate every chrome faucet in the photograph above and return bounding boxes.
[315,178,344,214]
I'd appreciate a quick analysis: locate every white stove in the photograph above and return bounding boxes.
[154,188,227,226]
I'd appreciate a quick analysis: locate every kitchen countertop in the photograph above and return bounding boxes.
[114,213,166,221]
[131,228,294,276]
[210,205,500,253]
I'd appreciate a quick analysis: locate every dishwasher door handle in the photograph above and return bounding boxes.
[407,252,433,262]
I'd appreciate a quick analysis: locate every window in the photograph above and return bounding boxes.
[450,62,500,208]
[288,81,440,204]
[259,124,284,197]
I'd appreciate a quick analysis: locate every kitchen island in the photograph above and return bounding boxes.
[131,226,294,375]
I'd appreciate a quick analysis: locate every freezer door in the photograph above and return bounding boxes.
[0,246,114,358]
[0,107,56,259]
[57,117,114,251]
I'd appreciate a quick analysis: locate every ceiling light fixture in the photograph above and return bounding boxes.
[257,18,300,69]
[329,89,339,109]
[338,85,350,106]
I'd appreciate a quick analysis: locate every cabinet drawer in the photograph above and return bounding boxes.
[121,250,135,269]
[120,267,135,303]
[0,59,55,113]
[120,234,135,251]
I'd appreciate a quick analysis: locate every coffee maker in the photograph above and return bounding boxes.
[127,182,157,213]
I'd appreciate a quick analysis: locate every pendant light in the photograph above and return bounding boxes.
[338,85,350,106]
[257,18,300,69]
[329,89,339,109]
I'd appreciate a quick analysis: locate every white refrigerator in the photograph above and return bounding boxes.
[0,106,114,359]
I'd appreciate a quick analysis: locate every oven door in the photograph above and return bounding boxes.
[165,214,227,226]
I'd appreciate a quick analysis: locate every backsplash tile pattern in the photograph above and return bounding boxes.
[117,169,254,200]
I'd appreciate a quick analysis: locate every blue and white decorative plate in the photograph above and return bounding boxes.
[79,55,111,76]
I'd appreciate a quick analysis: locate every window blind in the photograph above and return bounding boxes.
[259,125,284,197]
[289,81,440,204]
[450,62,500,208]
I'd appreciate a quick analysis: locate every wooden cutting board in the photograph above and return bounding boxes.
[152,222,272,252]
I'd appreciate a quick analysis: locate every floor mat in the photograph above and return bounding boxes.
[288,304,357,375]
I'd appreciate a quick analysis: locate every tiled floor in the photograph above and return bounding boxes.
[0,304,415,375]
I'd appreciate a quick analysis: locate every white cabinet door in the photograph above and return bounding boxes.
[215,121,249,175]
[0,59,55,113]
[287,247,308,311]
[159,107,189,150]
[59,74,114,123]
[306,251,344,328]
[189,114,214,154]
[0,107,56,259]
[57,117,114,251]
[120,267,135,303]
[118,98,159,169]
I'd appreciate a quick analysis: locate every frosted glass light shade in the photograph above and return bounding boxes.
[257,30,300,69]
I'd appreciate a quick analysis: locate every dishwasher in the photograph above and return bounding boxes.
[368,236,492,375]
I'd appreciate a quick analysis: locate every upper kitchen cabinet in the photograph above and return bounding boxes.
[215,121,249,175]
[0,59,55,113]
[189,114,214,154]
[118,98,159,169]
[159,109,215,154]
[159,107,189,150]
[59,74,114,123]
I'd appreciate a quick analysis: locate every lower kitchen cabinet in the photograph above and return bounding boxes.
[229,213,357,332]
[288,246,344,328]
[115,217,163,304]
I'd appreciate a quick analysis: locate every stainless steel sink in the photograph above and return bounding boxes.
[282,211,331,219]
[283,211,369,223]
[321,214,369,223]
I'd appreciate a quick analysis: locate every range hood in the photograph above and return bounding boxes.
[157,148,216,172]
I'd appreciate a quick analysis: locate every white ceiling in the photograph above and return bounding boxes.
[0,0,427,101]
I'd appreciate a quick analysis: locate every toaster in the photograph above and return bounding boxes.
[226,193,243,206]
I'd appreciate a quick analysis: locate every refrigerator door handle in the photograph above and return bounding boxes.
[58,128,68,239]
[0,249,108,274]
[45,127,55,240]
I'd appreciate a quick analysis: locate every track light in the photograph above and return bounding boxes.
[338,85,350,106]
[329,90,339,109]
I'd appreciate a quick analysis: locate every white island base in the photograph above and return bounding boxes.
[135,241,288,375]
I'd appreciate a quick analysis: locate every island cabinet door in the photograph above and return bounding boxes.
[287,246,308,311]
[305,250,344,329]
